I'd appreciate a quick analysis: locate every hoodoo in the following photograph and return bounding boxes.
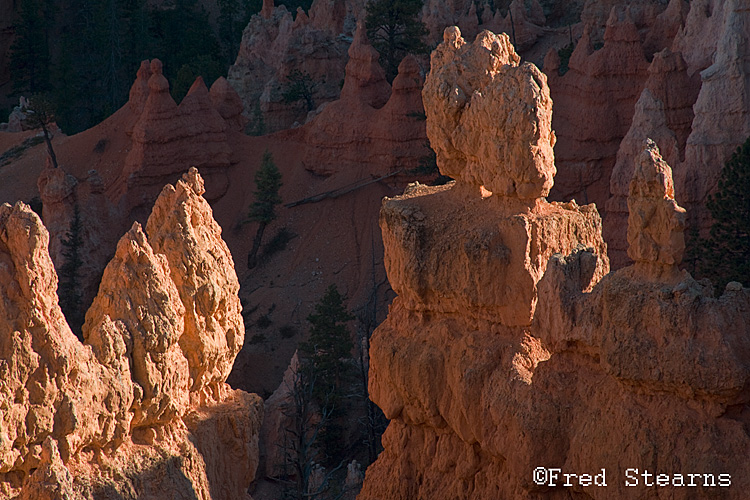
[0,169,263,500]
[359,27,750,500]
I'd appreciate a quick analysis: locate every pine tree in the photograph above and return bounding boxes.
[59,204,85,339]
[365,0,428,83]
[23,94,59,168]
[699,137,750,290]
[299,284,354,463]
[301,284,355,401]
[247,150,283,268]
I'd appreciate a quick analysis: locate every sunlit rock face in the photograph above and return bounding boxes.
[359,27,750,500]
[422,27,556,200]
[0,168,263,500]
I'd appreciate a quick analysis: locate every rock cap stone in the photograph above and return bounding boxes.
[422,27,556,199]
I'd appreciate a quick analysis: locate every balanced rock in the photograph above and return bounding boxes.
[422,27,555,199]
[362,29,610,497]
[361,22,750,500]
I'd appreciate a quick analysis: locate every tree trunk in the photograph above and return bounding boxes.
[40,121,59,168]
[247,221,266,269]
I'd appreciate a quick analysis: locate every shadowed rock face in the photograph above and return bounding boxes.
[359,27,750,500]
[545,8,650,212]
[0,168,262,500]
[124,61,232,188]
[291,33,429,178]
[339,20,391,108]
[600,0,750,268]
[226,0,353,133]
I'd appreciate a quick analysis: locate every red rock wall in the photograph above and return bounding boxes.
[545,8,649,211]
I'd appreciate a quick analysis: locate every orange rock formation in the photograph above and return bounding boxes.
[120,60,232,201]
[0,169,262,499]
[626,139,686,281]
[359,26,750,500]
[423,27,554,199]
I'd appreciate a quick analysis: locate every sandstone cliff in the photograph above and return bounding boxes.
[359,27,750,500]
[0,169,262,500]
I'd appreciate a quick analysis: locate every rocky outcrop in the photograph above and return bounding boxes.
[0,169,262,500]
[486,0,545,53]
[422,0,546,51]
[580,0,670,46]
[259,351,299,478]
[210,76,249,132]
[124,62,231,187]
[360,29,609,498]
[110,59,243,211]
[604,49,699,266]
[339,21,390,108]
[36,160,78,264]
[626,139,686,281]
[227,0,353,133]
[226,0,567,134]
[675,0,750,229]
[603,89,678,266]
[642,0,690,57]
[35,61,246,318]
[423,27,554,198]
[420,0,481,48]
[36,162,117,319]
[0,97,29,133]
[360,26,750,500]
